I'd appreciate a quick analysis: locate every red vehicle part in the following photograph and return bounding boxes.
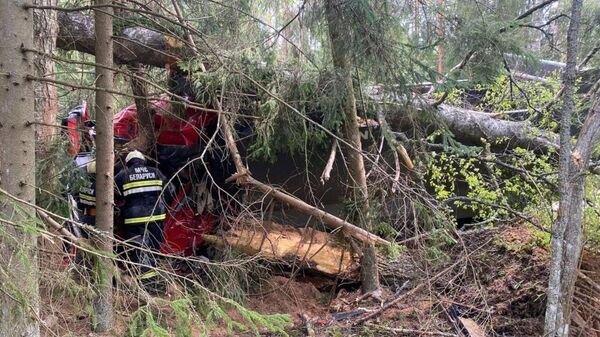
[62,102,91,155]
[65,117,81,156]
[64,99,219,257]
[113,99,218,145]
[161,184,214,256]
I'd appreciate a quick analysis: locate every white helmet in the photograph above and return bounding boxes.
[86,161,96,174]
[125,150,145,164]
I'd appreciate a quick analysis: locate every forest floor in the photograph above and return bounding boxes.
[38,223,600,337]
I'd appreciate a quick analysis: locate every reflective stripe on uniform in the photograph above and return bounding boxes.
[80,194,96,201]
[123,179,162,190]
[124,213,166,224]
[123,185,162,196]
[80,199,96,206]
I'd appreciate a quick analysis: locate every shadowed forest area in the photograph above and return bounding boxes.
[1,0,600,336]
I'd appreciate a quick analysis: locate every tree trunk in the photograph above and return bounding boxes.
[544,0,584,335]
[325,0,379,294]
[128,65,155,152]
[0,0,40,336]
[436,0,445,76]
[92,0,114,331]
[33,0,59,149]
[57,11,186,67]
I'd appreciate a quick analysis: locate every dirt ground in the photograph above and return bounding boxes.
[38,223,600,337]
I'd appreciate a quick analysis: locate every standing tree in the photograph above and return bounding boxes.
[0,0,40,336]
[543,0,600,335]
[325,0,379,293]
[92,0,114,331]
[32,0,59,148]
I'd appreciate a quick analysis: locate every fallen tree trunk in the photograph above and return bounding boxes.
[203,221,360,277]
[55,10,561,152]
[383,99,559,151]
[434,103,559,150]
[57,11,188,67]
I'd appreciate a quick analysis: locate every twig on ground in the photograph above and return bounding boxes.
[365,322,457,336]
[352,258,464,325]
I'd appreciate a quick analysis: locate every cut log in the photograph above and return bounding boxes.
[203,221,360,277]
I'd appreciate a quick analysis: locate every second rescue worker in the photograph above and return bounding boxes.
[115,150,172,292]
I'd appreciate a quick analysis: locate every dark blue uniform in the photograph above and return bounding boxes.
[115,158,171,279]
[77,177,96,227]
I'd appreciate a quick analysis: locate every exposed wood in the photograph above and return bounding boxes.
[320,140,338,184]
[203,221,359,277]
[396,144,414,170]
[458,317,487,337]
[170,0,206,72]
[376,108,415,171]
[37,209,80,243]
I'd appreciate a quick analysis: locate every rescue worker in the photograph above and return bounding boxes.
[77,161,97,227]
[115,150,171,294]
[64,160,96,267]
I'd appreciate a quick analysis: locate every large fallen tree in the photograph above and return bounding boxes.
[429,103,559,150]
[54,10,561,152]
[57,11,190,67]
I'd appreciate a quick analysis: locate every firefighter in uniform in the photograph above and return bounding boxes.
[64,160,96,267]
[115,150,171,293]
[77,161,97,227]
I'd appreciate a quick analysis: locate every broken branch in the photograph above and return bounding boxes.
[320,140,338,184]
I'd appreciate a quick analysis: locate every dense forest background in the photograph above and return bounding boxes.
[1,0,600,336]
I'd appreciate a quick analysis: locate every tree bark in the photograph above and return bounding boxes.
[57,11,186,67]
[128,65,155,152]
[433,103,559,150]
[33,0,59,148]
[325,0,379,293]
[53,10,561,153]
[0,0,40,335]
[544,0,585,335]
[92,0,114,331]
